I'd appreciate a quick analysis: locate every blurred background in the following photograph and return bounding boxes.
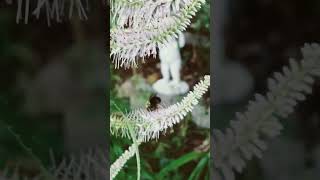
[214,0,320,179]
[110,1,211,179]
[0,1,106,178]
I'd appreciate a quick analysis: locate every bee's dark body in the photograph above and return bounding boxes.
[146,94,161,112]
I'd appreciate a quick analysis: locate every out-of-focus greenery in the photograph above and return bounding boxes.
[0,11,63,171]
[191,2,210,32]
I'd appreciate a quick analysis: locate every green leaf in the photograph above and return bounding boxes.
[188,153,209,180]
[156,151,204,179]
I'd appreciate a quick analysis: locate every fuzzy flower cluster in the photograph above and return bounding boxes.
[110,142,141,180]
[110,112,134,139]
[110,75,210,142]
[110,75,210,179]
[110,0,206,68]
[112,0,174,28]
[133,75,210,141]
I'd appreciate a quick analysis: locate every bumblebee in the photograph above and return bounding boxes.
[146,94,161,112]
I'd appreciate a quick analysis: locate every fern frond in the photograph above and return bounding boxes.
[110,0,206,68]
[213,43,320,180]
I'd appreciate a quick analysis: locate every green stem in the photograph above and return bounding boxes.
[128,123,141,180]
[112,102,141,180]
[7,126,55,179]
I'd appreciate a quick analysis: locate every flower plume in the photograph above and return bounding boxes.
[213,43,320,180]
[110,75,210,142]
[7,0,89,26]
[110,75,210,179]
[110,142,140,180]
[110,0,206,68]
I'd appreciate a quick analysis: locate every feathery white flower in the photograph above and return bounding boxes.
[110,142,141,180]
[110,75,210,141]
[213,43,320,180]
[110,75,210,180]
[110,112,134,139]
[112,0,182,28]
[12,0,89,26]
[110,0,206,68]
